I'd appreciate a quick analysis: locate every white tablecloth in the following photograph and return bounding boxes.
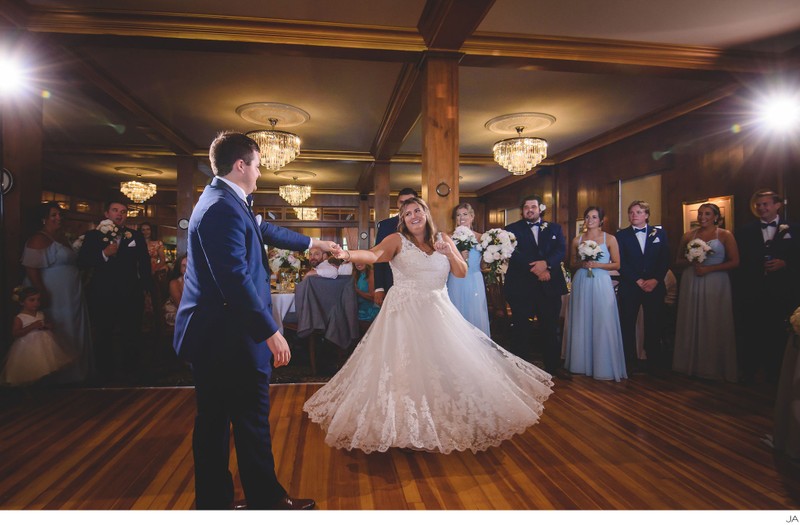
[271,293,296,334]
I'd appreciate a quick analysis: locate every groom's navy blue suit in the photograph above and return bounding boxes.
[503,219,568,372]
[174,177,310,509]
[615,224,670,368]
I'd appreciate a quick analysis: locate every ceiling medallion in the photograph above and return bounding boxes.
[116,167,161,203]
[486,113,554,176]
[237,103,309,172]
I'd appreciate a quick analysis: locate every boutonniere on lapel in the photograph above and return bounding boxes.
[648,228,657,238]
[540,221,549,231]
[777,224,791,239]
[124,231,133,240]
[255,214,263,226]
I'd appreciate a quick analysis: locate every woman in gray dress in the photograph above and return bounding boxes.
[672,203,739,381]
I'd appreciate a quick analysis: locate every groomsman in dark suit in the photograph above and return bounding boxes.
[503,195,571,380]
[173,132,335,509]
[734,190,799,383]
[78,201,153,381]
[373,187,418,306]
[615,200,670,374]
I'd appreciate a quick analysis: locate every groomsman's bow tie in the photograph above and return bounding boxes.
[761,221,777,229]
[634,227,647,233]
[527,221,541,227]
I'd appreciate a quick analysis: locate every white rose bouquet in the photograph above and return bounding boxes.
[685,239,714,264]
[577,240,603,278]
[268,248,302,274]
[452,226,478,262]
[477,228,517,285]
[790,306,800,336]
[96,219,119,245]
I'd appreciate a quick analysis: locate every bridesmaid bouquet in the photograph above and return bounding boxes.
[577,240,602,277]
[790,306,800,336]
[452,226,478,263]
[685,239,714,264]
[478,228,517,285]
[268,248,302,274]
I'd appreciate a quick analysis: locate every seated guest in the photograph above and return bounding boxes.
[353,262,380,322]
[163,255,187,328]
[304,247,353,279]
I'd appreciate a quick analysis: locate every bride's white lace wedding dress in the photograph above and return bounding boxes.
[303,234,554,454]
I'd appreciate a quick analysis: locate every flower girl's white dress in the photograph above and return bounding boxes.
[1,312,73,385]
[303,233,553,454]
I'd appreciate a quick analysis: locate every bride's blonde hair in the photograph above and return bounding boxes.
[397,197,437,248]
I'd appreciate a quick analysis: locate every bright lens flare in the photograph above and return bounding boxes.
[761,96,800,132]
[0,57,25,95]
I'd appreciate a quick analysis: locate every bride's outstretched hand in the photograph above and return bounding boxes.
[328,244,344,258]
[434,233,453,256]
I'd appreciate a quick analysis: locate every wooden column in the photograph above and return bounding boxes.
[1,90,43,341]
[421,53,459,234]
[373,161,390,223]
[175,155,197,258]
[358,194,370,248]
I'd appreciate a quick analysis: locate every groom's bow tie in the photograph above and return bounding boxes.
[761,220,777,229]
[527,221,541,228]
[633,227,647,233]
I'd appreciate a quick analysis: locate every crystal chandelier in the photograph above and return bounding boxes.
[279,183,311,206]
[493,126,548,176]
[120,180,158,203]
[246,118,300,171]
[293,207,318,220]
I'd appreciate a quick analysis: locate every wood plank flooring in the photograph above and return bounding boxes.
[0,374,798,510]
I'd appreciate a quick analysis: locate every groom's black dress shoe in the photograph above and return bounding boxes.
[271,495,316,510]
[232,496,316,510]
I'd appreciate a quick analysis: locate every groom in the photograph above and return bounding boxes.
[174,131,335,510]
[504,195,571,380]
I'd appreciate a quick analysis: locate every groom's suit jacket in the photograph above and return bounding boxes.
[173,177,310,364]
[373,215,399,293]
[503,218,568,300]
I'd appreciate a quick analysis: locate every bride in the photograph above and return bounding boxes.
[303,197,553,454]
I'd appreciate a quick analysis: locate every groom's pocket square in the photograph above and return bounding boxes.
[551,235,556,239]
[256,214,263,226]
[652,238,660,244]
[128,240,137,247]
[784,233,792,239]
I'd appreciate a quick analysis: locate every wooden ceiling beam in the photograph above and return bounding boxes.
[418,0,496,50]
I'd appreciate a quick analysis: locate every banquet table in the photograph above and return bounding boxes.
[294,275,359,350]
[271,292,295,335]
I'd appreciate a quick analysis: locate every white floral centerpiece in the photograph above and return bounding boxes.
[685,238,714,264]
[268,248,302,274]
[577,240,603,278]
[477,228,517,285]
[96,219,119,245]
[452,225,478,263]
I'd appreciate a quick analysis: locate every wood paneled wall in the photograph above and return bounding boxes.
[483,95,800,262]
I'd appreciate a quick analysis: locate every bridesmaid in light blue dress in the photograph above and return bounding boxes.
[22,203,93,383]
[564,207,627,381]
[672,203,739,382]
[447,203,491,337]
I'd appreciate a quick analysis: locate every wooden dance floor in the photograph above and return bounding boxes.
[0,375,797,510]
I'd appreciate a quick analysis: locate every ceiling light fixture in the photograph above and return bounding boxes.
[275,169,316,206]
[116,167,160,203]
[237,102,309,171]
[486,113,554,176]
[293,207,318,221]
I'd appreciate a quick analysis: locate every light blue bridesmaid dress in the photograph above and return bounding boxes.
[447,246,491,337]
[564,234,627,381]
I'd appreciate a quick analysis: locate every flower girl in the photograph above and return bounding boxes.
[1,286,73,386]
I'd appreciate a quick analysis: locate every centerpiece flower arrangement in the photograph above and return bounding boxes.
[477,228,517,285]
[452,225,478,264]
[685,239,714,264]
[577,240,603,277]
[268,248,302,274]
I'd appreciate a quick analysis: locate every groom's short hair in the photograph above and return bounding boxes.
[209,131,259,177]
[520,195,545,215]
[753,189,782,204]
